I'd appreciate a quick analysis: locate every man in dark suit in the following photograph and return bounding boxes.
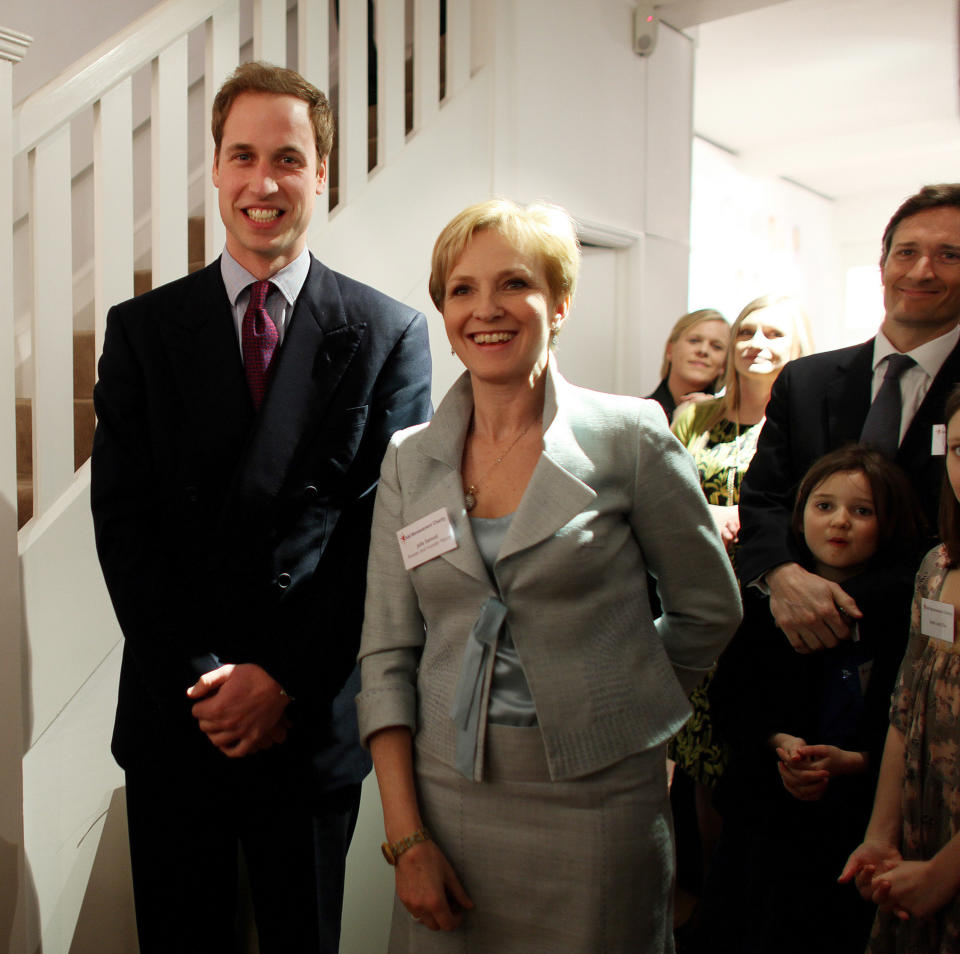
[738,184,960,654]
[90,62,432,954]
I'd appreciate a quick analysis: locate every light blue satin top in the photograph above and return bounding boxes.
[470,514,538,727]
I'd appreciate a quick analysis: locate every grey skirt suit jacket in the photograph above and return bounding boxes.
[356,361,742,782]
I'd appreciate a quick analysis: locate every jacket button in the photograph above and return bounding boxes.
[276,572,292,590]
[303,484,318,499]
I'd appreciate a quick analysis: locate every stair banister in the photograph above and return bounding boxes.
[94,79,135,362]
[30,124,75,514]
[13,0,229,157]
[413,0,440,130]
[151,37,190,288]
[377,0,405,168]
[0,26,32,954]
[297,0,329,227]
[204,1,240,263]
[339,0,368,205]
[255,0,288,66]
[446,0,470,98]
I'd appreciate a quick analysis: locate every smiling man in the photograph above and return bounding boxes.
[738,184,960,655]
[90,62,431,954]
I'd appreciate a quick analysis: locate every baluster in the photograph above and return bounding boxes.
[339,0,368,205]
[413,0,439,129]
[0,33,28,949]
[377,0,405,166]
[445,0,470,98]
[94,78,134,361]
[298,0,330,222]
[30,125,75,513]
[151,37,189,289]
[1,28,31,527]
[254,0,287,66]
[205,1,239,263]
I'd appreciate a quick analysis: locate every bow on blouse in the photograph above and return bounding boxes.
[449,596,508,779]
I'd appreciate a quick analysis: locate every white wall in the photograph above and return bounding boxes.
[688,136,841,351]
[483,0,694,397]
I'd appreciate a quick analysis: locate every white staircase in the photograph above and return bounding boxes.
[0,2,479,950]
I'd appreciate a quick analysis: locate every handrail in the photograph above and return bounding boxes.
[14,0,225,155]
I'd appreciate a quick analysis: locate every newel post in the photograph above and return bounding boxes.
[0,24,32,954]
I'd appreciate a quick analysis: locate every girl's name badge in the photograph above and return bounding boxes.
[397,508,457,570]
[933,424,947,456]
[921,598,955,643]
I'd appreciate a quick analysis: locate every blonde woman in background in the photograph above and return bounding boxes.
[646,309,730,420]
[668,294,811,926]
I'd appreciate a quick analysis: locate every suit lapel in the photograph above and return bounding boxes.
[410,373,490,588]
[411,363,596,582]
[499,364,597,560]
[233,257,366,502]
[498,364,596,563]
[158,261,253,468]
[824,340,874,447]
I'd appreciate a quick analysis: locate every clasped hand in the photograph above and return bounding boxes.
[838,842,957,921]
[773,734,866,801]
[187,663,290,757]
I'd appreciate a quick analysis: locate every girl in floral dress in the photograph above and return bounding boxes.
[842,385,960,953]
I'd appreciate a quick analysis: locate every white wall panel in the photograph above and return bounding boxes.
[560,246,619,393]
[645,23,694,244]
[22,642,129,953]
[506,0,647,231]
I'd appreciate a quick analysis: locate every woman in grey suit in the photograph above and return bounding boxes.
[356,199,742,953]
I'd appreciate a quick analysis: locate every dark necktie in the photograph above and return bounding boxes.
[242,280,279,410]
[859,353,916,456]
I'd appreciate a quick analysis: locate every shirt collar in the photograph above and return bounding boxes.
[873,323,960,379]
[219,246,312,307]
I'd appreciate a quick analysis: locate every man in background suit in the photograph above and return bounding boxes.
[738,183,960,653]
[91,62,432,954]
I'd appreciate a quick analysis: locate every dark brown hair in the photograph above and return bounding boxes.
[791,444,923,570]
[211,61,333,166]
[880,184,960,266]
[939,385,960,565]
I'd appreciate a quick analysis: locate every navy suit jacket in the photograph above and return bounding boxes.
[738,335,960,588]
[91,255,432,793]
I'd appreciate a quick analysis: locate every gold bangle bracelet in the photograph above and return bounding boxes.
[381,826,431,865]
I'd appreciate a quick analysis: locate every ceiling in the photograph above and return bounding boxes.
[672,0,960,202]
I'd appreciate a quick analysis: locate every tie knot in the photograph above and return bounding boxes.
[884,353,915,380]
[247,280,272,310]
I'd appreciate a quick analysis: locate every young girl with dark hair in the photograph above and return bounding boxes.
[696,445,923,954]
[842,385,960,953]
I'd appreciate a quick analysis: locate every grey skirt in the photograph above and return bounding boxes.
[388,725,675,954]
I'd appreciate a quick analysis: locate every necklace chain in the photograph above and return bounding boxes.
[464,416,540,512]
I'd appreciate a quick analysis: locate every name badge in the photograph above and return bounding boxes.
[921,597,955,643]
[932,424,947,456]
[397,508,457,570]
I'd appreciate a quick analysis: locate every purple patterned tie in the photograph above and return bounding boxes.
[242,280,279,410]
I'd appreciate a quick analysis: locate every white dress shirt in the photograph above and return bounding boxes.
[871,324,960,444]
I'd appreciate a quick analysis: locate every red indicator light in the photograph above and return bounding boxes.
[647,14,654,21]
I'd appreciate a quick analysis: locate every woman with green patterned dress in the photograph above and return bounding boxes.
[668,295,811,904]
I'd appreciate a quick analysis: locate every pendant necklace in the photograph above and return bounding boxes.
[464,415,540,512]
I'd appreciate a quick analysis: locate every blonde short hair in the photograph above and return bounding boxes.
[429,199,581,312]
[658,309,727,380]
